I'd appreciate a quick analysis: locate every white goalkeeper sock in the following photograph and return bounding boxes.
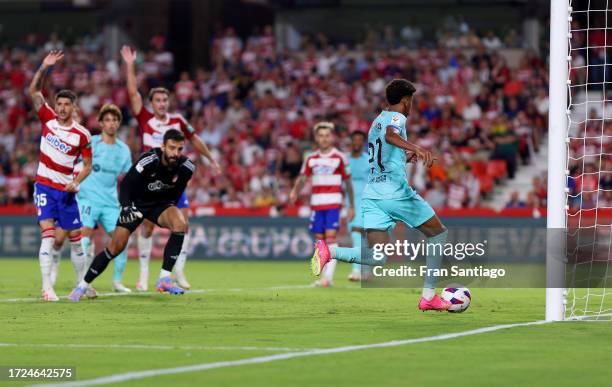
[39,229,55,290]
[70,234,86,285]
[175,233,190,274]
[138,233,152,276]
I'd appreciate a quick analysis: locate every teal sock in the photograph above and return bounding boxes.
[424,230,448,289]
[113,248,128,282]
[350,231,362,272]
[333,246,384,266]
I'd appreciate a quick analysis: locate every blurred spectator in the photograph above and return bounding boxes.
[424,180,447,209]
[446,175,468,209]
[505,191,526,208]
[482,31,503,51]
[490,116,519,178]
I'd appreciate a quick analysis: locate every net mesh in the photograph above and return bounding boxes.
[566,0,612,320]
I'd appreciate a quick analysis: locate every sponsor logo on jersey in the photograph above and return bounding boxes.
[148,180,173,191]
[45,133,73,154]
[312,165,337,174]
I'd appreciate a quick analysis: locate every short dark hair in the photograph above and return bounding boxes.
[385,79,416,105]
[148,87,170,101]
[351,130,367,140]
[55,89,77,103]
[163,129,185,144]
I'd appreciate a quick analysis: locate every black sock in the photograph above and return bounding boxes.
[162,232,185,272]
[84,248,116,284]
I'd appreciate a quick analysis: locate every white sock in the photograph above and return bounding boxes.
[39,236,54,290]
[159,269,172,278]
[50,245,61,286]
[422,288,436,301]
[175,233,190,274]
[78,279,89,288]
[85,238,94,268]
[322,243,338,281]
[70,236,86,285]
[138,233,152,276]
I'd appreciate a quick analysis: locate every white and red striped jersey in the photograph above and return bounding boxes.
[36,103,92,191]
[300,147,350,211]
[136,107,195,151]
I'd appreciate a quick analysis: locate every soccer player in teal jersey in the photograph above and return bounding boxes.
[78,104,133,292]
[311,79,452,311]
[346,131,370,281]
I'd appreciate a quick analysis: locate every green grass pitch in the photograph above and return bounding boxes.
[0,258,610,386]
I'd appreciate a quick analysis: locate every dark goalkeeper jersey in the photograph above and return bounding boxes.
[118,148,195,208]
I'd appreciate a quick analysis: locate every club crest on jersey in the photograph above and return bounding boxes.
[45,133,72,154]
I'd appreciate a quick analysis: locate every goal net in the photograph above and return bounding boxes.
[563,0,612,320]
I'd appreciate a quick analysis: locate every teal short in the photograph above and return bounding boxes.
[79,201,120,233]
[362,194,435,230]
[347,195,364,230]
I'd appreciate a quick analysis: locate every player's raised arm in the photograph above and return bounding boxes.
[190,133,221,174]
[120,45,143,116]
[28,50,64,113]
[385,127,434,168]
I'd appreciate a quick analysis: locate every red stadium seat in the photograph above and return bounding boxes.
[469,161,488,177]
[478,175,494,194]
[487,160,507,180]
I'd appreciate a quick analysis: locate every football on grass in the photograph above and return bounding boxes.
[441,287,472,313]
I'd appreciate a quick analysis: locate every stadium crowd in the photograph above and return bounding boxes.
[0,25,550,210]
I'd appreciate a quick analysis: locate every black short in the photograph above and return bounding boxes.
[116,202,175,233]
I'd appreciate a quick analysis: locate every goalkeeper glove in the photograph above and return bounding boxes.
[119,204,143,224]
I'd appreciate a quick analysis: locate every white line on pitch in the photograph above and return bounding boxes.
[0,284,319,303]
[31,320,551,387]
[0,342,318,352]
[0,289,205,302]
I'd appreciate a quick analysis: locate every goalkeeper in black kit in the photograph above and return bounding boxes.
[69,129,196,301]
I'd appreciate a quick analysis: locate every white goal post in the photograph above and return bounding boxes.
[546,0,569,321]
[547,0,612,321]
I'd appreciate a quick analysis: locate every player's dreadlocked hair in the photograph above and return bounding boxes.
[163,128,185,144]
[385,79,416,105]
[97,103,123,123]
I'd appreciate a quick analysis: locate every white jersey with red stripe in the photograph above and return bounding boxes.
[136,107,195,151]
[300,147,350,211]
[36,103,92,191]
